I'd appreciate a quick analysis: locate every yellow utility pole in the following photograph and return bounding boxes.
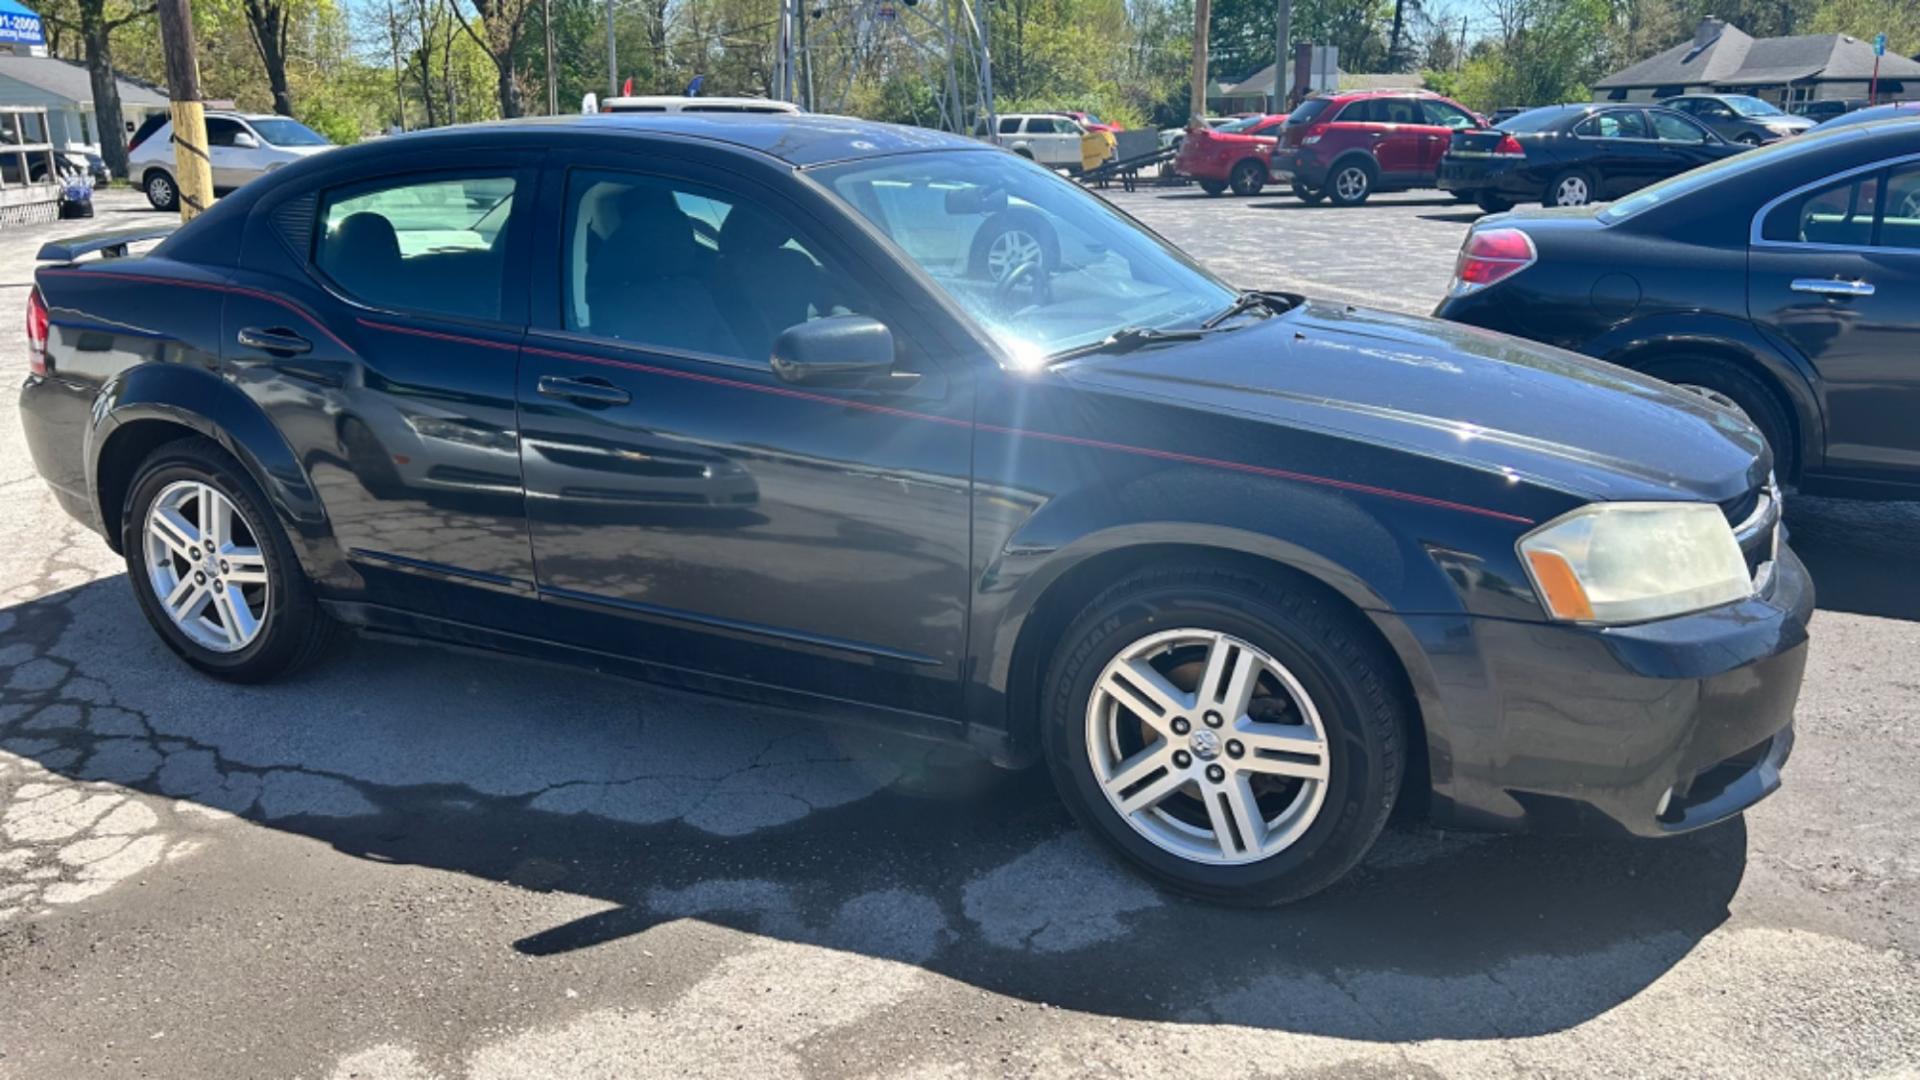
[154,0,214,221]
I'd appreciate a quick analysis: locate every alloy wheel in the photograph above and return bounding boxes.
[143,480,271,653]
[1085,628,1331,865]
[985,228,1044,280]
[1334,167,1368,201]
[148,173,174,208]
[1554,176,1590,206]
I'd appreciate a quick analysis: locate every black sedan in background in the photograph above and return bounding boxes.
[1439,103,1744,212]
[22,113,1808,906]
[1437,119,1920,499]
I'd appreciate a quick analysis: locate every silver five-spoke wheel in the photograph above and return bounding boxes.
[1086,628,1330,865]
[143,480,270,653]
[1333,166,1369,202]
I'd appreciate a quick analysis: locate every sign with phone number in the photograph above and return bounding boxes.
[0,12,44,46]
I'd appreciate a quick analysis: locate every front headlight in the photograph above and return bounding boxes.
[1518,502,1751,624]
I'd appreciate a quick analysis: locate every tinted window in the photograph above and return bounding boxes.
[1497,106,1579,132]
[1337,100,1381,124]
[1576,110,1649,139]
[316,174,516,321]
[248,118,329,146]
[1422,100,1477,129]
[1762,170,1883,246]
[1880,164,1920,250]
[205,118,245,147]
[1025,117,1060,134]
[1649,110,1711,143]
[562,170,862,363]
[998,117,1021,134]
[1286,99,1331,125]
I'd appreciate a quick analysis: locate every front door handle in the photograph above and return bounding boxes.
[537,374,631,406]
[1790,277,1875,297]
[237,326,312,355]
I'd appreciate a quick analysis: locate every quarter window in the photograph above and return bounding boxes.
[315,173,517,321]
[1879,164,1920,250]
[561,170,862,363]
[1762,170,1884,247]
[1649,110,1711,143]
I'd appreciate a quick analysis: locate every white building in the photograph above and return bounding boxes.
[0,54,169,158]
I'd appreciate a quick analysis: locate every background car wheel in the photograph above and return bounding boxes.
[121,436,338,682]
[1041,564,1408,906]
[144,170,179,212]
[1229,159,1267,196]
[1475,192,1516,213]
[1291,181,1324,205]
[1545,169,1596,207]
[1736,132,1764,146]
[1643,356,1798,481]
[1198,179,1228,196]
[1326,161,1375,206]
[967,209,1060,281]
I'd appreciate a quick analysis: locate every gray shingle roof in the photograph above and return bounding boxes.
[0,55,168,107]
[1598,25,1920,89]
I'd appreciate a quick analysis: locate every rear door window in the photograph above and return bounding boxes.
[1576,110,1649,139]
[1762,169,1884,247]
[1650,110,1712,143]
[315,173,518,322]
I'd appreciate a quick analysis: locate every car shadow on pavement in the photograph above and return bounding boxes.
[2,574,1750,1042]
[1787,497,1920,622]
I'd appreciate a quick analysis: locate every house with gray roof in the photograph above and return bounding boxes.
[1595,17,1920,106]
[0,54,168,158]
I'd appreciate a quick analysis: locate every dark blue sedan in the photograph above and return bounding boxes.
[19,114,1809,904]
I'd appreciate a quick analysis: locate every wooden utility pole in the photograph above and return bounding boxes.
[154,0,213,221]
[1189,0,1210,125]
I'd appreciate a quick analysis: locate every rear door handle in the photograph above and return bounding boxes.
[1790,278,1875,297]
[537,374,631,406]
[237,326,312,355]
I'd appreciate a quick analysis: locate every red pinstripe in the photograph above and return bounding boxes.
[40,268,355,354]
[359,319,1537,526]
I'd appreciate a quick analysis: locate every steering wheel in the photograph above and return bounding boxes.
[992,256,1051,313]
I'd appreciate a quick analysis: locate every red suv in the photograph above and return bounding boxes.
[1269,90,1482,205]
[1173,114,1287,196]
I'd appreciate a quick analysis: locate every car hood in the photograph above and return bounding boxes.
[1063,301,1767,504]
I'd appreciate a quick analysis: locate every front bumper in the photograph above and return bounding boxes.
[1384,540,1813,838]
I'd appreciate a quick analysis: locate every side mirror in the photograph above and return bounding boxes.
[232,132,260,149]
[770,315,898,387]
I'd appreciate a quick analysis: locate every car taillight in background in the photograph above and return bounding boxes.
[1299,122,1330,145]
[1494,133,1526,157]
[1449,228,1536,296]
[26,285,49,376]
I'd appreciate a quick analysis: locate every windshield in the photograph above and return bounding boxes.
[248,118,330,146]
[1724,95,1784,117]
[811,151,1238,364]
[1216,115,1266,133]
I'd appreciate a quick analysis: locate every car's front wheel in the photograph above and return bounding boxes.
[1042,565,1407,905]
[143,169,179,212]
[122,437,337,682]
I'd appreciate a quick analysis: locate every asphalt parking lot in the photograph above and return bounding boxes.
[1,187,1917,1078]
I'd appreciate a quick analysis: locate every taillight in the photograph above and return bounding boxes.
[1300,122,1329,146]
[1493,133,1526,157]
[1450,227,1536,295]
[25,285,49,376]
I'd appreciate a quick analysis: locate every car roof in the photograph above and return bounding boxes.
[354,112,987,168]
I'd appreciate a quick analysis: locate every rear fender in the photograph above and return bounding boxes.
[90,363,343,579]
[1586,312,1825,476]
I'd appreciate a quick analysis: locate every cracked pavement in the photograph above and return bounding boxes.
[1,188,1917,1078]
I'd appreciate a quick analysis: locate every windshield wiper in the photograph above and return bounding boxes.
[1202,290,1291,329]
[1047,326,1209,364]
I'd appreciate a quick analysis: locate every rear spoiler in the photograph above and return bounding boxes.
[36,224,178,263]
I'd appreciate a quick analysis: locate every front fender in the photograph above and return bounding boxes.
[1586,311,1825,476]
[90,363,341,578]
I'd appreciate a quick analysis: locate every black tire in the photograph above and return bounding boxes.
[1291,181,1324,205]
[966,208,1061,281]
[1642,357,1798,481]
[1198,179,1228,196]
[1229,159,1267,196]
[121,436,338,682]
[1040,564,1408,906]
[143,169,179,212]
[1475,192,1516,213]
[1544,168,1597,208]
[1326,159,1375,206]
[1013,147,1035,160]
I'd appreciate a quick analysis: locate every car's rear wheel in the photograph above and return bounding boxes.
[1229,159,1267,196]
[1327,161,1375,206]
[1643,357,1798,481]
[1545,169,1595,207]
[143,169,178,212]
[1042,565,1406,905]
[1198,179,1228,196]
[122,437,337,682]
[1291,181,1324,205]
